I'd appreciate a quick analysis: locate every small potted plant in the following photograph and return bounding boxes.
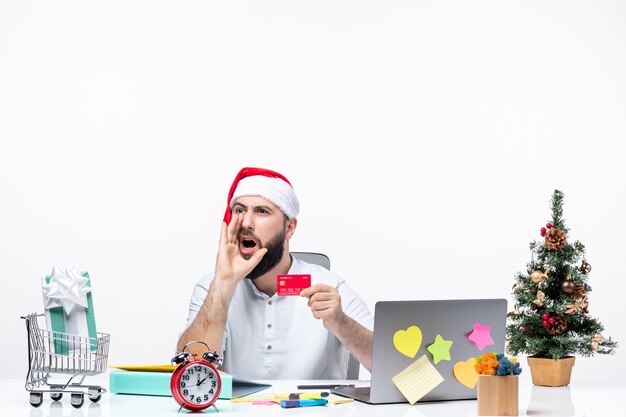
[475,353,522,416]
[506,190,617,386]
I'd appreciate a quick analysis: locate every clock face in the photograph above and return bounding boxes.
[174,361,221,409]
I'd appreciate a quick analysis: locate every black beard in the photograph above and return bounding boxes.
[245,227,286,280]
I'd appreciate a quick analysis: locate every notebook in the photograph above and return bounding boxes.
[109,366,270,399]
[333,298,507,404]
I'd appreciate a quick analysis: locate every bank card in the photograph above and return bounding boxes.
[277,274,311,296]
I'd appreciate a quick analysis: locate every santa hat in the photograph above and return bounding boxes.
[223,167,300,224]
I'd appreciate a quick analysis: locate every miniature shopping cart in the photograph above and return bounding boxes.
[21,313,110,408]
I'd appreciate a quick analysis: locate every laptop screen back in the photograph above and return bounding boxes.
[369,299,507,403]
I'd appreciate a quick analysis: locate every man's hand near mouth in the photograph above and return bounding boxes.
[215,213,267,288]
[178,213,267,358]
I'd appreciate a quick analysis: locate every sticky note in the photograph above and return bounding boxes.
[392,355,444,404]
[231,396,276,403]
[467,322,494,351]
[426,334,453,364]
[109,364,177,372]
[326,394,354,405]
[393,326,423,358]
[453,357,478,389]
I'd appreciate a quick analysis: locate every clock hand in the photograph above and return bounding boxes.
[197,376,209,386]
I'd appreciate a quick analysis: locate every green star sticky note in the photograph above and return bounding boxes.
[427,334,453,364]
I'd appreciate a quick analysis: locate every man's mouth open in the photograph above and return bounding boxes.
[240,237,259,256]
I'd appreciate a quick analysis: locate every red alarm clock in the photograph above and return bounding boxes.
[170,341,223,411]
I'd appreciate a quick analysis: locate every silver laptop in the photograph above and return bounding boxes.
[333,299,507,404]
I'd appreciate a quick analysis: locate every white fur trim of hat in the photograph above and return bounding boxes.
[229,175,300,219]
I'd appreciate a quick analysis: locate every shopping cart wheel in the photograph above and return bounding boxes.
[88,386,103,403]
[70,393,84,408]
[88,394,102,402]
[50,392,63,401]
[29,392,43,407]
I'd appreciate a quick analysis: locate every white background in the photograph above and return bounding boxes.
[1,0,624,383]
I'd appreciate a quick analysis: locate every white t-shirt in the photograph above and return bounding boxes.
[184,256,374,380]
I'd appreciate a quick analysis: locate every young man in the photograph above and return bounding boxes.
[178,167,373,379]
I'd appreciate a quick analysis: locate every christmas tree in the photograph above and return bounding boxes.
[506,190,617,359]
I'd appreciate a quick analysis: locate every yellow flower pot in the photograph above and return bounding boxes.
[527,356,575,387]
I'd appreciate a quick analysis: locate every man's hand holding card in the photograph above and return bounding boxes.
[299,283,346,333]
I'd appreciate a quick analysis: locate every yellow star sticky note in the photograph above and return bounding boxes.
[392,355,444,404]
[427,334,453,364]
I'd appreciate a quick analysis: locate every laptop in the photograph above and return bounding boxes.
[333,298,507,404]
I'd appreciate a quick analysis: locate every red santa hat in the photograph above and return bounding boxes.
[223,167,300,224]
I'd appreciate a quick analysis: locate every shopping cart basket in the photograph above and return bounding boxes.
[21,313,110,408]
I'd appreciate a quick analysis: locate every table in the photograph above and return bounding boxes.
[1,371,623,416]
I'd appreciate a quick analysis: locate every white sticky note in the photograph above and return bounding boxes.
[392,355,444,404]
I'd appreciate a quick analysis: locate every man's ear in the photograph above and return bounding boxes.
[285,218,297,240]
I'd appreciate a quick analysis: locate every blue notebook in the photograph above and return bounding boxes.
[109,369,271,399]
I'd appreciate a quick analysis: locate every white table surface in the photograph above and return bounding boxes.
[1,371,623,417]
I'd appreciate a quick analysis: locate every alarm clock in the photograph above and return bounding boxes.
[170,341,223,411]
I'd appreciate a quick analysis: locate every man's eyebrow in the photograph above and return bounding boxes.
[251,204,274,212]
[233,202,274,212]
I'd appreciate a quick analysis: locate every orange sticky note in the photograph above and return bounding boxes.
[453,357,478,388]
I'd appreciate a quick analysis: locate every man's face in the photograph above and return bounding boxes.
[245,225,286,280]
[231,196,291,279]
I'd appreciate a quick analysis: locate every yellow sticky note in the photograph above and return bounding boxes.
[326,394,354,405]
[393,326,423,358]
[230,396,278,403]
[392,355,444,404]
[108,364,177,372]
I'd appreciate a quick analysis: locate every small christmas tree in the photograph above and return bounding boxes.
[506,190,617,359]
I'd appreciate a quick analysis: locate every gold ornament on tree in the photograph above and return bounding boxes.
[530,270,548,289]
[580,259,592,274]
[532,290,545,307]
[545,228,567,250]
[507,305,521,318]
[565,296,589,314]
[590,333,604,351]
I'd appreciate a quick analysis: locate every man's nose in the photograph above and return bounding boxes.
[241,210,254,229]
